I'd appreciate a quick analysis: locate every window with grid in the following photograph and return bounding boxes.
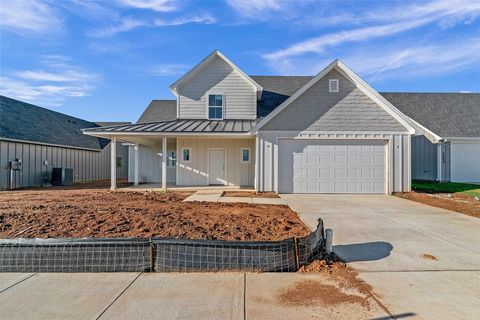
[208,94,223,119]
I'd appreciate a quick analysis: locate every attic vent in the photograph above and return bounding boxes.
[329,79,339,93]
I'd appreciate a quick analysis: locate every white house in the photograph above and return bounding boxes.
[83,51,480,193]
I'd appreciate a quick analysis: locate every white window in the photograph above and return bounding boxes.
[240,148,250,163]
[182,148,191,162]
[207,94,223,120]
[168,151,177,167]
[329,79,339,92]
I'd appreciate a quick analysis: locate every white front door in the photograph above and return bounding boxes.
[209,149,226,185]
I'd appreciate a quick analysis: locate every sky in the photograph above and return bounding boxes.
[1,0,479,123]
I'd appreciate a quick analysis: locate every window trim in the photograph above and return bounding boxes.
[168,150,177,167]
[329,79,339,93]
[181,147,191,163]
[240,147,251,164]
[206,93,225,120]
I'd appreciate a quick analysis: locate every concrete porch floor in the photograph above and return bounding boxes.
[118,183,255,193]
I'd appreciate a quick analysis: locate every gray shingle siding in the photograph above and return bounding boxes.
[260,69,406,132]
[137,100,177,123]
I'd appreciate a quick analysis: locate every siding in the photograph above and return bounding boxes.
[411,135,437,181]
[176,138,255,186]
[262,69,406,132]
[178,56,256,120]
[0,140,128,189]
[127,140,176,183]
[256,131,411,193]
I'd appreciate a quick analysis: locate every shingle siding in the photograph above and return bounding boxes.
[177,56,256,120]
[260,69,406,132]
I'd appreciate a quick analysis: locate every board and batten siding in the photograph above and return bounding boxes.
[255,131,411,193]
[127,140,176,183]
[176,138,255,186]
[177,56,256,120]
[0,139,128,189]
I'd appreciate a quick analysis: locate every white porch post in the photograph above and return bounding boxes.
[110,137,117,190]
[162,137,167,191]
[134,143,139,186]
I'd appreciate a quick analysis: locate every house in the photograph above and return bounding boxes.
[0,96,130,189]
[82,51,480,193]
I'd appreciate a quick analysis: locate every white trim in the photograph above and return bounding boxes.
[329,79,339,93]
[110,137,117,191]
[181,147,191,163]
[240,147,251,163]
[254,137,259,191]
[169,50,263,99]
[251,59,416,134]
[162,137,167,191]
[207,148,227,185]
[445,137,480,142]
[206,92,225,120]
[134,143,139,186]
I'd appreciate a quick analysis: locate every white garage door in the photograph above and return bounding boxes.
[278,140,386,193]
[451,142,480,183]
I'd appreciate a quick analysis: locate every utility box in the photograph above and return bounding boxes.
[51,168,74,186]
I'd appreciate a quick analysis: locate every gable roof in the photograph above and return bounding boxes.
[137,100,177,123]
[381,93,480,138]
[251,60,416,133]
[95,121,131,127]
[169,50,263,99]
[0,95,109,150]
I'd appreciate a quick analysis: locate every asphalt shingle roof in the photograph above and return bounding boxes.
[0,95,109,150]
[137,100,177,123]
[381,92,480,138]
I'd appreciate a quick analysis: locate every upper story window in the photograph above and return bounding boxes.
[208,94,223,119]
[329,79,339,93]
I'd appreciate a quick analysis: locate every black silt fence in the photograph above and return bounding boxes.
[0,219,325,273]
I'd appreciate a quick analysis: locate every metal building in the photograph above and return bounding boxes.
[0,95,129,189]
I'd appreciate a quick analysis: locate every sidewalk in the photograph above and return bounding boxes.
[184,190,287,205]
[0,272,390,320]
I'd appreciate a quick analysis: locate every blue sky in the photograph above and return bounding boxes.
[1,0,479,122]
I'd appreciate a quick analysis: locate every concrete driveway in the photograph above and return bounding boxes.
[282,194,480,320]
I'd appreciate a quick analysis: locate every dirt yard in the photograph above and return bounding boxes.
[396,191,480,218]
[221,191,279,198]
[0,186,310,240]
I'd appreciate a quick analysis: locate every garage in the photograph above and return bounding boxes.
[278,140,387,194]
[450,142,480,183]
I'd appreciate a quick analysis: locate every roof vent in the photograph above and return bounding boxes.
[329,79,339,93]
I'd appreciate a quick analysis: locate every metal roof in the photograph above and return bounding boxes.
[83,119,257,134]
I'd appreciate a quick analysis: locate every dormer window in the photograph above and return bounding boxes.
[208,94,224,120]
[329,79,339,93]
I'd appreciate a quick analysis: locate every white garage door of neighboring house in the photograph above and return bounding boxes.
[278,140,387,194]
[450,142,480,183]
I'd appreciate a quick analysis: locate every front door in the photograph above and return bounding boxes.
[208,149,226,185]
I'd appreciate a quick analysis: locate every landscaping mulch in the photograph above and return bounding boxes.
[0,189,310,240]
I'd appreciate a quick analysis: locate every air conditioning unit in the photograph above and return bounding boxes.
[51,168,74,186]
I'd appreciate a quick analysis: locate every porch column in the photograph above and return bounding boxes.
[110,137,117,190]
[134,143,139,186]
[162,137,167,191]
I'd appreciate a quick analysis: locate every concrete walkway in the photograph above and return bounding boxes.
[184,190,287,205]
[282,194,480,320]
[0,272,390,320]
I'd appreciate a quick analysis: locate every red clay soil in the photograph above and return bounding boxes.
[396,191,480,218]
[221,191,280,198]
[0,189,310,240]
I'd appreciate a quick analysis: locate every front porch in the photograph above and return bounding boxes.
[118,183,255,192]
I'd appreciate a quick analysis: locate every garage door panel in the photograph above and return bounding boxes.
[278,140,386,194]
[451,142,480,183]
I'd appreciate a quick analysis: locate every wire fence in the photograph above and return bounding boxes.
[0,219,325,273]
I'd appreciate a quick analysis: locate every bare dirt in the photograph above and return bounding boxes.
[396,191,480,218]
[0,188,310,240]
[221,191,280,198]
[421,253,438,261]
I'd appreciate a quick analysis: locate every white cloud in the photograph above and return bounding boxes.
[226,0,284,18]
[0,0,62,34]
[151,64,188,76]
[91,13,216,37]
[116,0,178,12]
[0,56,100,107]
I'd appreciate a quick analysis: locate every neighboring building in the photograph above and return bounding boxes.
[0,96,129,189]
[83,51,480,193]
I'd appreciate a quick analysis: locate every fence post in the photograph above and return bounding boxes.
[293,237,300,270]
[149,238,154,272]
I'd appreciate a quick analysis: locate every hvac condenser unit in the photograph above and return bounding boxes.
[51,168,74,186]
